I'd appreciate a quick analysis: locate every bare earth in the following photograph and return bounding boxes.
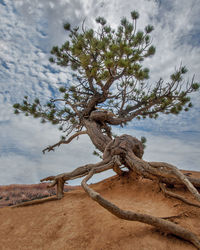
[0,171,200,250]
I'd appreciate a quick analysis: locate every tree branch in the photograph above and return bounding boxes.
[42,130,87,154]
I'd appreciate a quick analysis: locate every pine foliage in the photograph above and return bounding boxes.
[14,11,199,138]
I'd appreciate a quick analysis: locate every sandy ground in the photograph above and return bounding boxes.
[0,172,200,250]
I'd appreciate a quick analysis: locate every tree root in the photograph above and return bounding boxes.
[18,134,200,247]
[40,135,200,202]
[161,211,188,220]
[81,169,200,249]
[40,158,117,198]
[159,183,200,208]
[149,161,200,203]
[11,196,59,208]
[125,151,200,204]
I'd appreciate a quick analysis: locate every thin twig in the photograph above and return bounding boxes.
[42,130,87,154]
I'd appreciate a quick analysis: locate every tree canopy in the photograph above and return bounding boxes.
[13,10,199,143]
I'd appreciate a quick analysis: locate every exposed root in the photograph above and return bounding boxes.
[40,158,117,198]
[25,134,200,247]
[161,212,187,220]
[112,155,125,175]
[13,158,120,208]
[40,159,113,183]
[125,151,200,204]
[149,161,200,203]
[81,169,200,249]
[161,211,195,220]
[11,196,59,208]
[40,134,200,204]
[159,183,200,208]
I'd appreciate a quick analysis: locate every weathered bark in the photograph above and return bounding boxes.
[84,119,111,152]
[57,178,65,199]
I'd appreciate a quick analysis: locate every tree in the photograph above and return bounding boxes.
[13,11,200,248]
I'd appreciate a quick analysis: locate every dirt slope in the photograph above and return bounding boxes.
[0,172,200,250]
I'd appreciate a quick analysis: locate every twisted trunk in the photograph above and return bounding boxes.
[84,119,111,152]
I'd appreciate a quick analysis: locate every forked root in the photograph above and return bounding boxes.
[40,158,117,199]
[125,152,200,204]
[82,169,200,249]
[159,183,200,208]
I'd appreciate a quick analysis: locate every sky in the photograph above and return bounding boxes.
[0,0,200,185]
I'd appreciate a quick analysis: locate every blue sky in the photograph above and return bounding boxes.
[0,0,200,185]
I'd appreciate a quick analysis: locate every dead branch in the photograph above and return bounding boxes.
[81,169,200,249]
[42,130,87,154]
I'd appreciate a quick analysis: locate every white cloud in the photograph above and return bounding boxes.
[0,0,199,185]
[0,114,99,185]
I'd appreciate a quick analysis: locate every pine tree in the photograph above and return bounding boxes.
[13,11,200,248]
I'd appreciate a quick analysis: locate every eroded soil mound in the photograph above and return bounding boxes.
[0,171,200,250]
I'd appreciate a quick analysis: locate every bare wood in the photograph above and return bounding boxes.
[40,158,116,198]
[81,170,200,249]
[112,155,124,175]
[47,180,57,188]
[146,175,200,189]
[41,134,200,204]
[84,119,111,152]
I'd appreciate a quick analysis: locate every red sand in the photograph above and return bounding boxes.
[0,171,200,250]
